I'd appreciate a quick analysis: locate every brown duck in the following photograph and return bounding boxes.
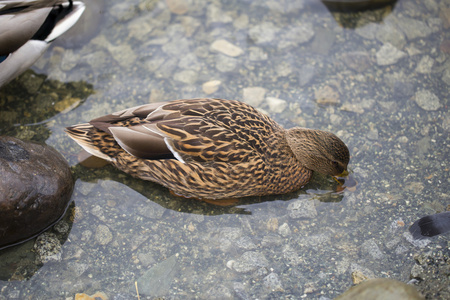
[66,98,350,200]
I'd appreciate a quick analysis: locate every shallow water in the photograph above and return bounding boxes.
[1,0,449,299]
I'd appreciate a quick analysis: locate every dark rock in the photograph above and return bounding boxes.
[0,136,73,249]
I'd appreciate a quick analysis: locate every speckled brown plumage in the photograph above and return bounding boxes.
[66,98,350,200]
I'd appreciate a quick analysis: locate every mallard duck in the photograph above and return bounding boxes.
[66,98,350,200]
[0,0,85,87]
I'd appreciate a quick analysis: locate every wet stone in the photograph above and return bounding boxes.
[263,273,284,292]
[215,55,238,73]
[414,89,442,111]
[135,254,179,297]
[248,22,279,44]
[210,39,243,57]
[288,199,317,219]
[0,137,74,249]
[376,43,407,66]
[361,239,384,260]
[243,87,267,107]
[232,251,269,273]
[95,224,113,245]
[415,55,434,73]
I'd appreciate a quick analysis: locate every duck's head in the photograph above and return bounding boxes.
[286,127,350,176]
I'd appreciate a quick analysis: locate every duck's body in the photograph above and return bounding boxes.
[67,98,350,200]
[0,0,85,87]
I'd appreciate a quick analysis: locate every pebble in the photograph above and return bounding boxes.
[441,68,450,85]
[174,69,198,84]
[415,55,434,73]
[202,80,221,94]
[341,51,372,73]
[287,199,317,219]
[248,47,268,61]
[263,273,284,292]
[266,97,287,113]
[376,43,407,66]
[414,89,442,111]
[361,239,384,260]
[279,24,315,49]
[210,39,243,57]
[136,255,179,296]
[393,16,435,40]
[278,223,291,237]
[95,224,113,245]
[248,22,279,44]
[166,0,189,15]
[232,251,269,273]
[243,87,267,107]
[215,55,238,73]
[315,85,340,105]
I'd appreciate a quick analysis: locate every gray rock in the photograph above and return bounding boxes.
[0,137,73,249]
[392,16,435,40]
[341,51,372,73]
[298,64,316,86]
[243,87,267,107]
[279,24,315,49]
[215,55,238,73]
[233,282,250,300]
[278,223,291,237]
[248,22,279,44]
[361,239,384,260]
[415,55,434,74]
[232,251,269,273]
[376,43,407,66]
[236,236,257,250]
[95,224,113,245]
[263,273,284,292]
[287,199,317,219]
[375,23,406,49]
[414,89,442,111]
[442,68,450,85]
[248,47,268,61]
[266,97,287,113]
[135,255,179,297]
[174,69,198,84]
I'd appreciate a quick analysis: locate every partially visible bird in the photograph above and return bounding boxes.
[66,98,350,200]
[0,0,85,87]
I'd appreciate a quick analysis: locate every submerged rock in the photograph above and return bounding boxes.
[0,136,74,249]
[336,278,424,300]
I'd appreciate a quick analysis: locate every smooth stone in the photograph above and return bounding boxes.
[287,199,317,219]
[376,43,407,66]
[266,97,287,113]
[263,273,284,292]
[166,0,189,15]
[232,251,269,273]
[202,80,221,95]
[336,278,424,300]
[242,87,267,107]
[210,39,243,57]
[248,22,279,44]
[414,89,442,111]
[0,137,74,249]
[135,254,179,296]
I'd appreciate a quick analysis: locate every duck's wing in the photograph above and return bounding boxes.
[87,98,282,164]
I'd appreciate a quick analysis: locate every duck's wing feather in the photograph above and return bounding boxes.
[88,98,282,164]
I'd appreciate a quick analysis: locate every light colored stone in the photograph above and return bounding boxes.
[166,0,188,15]
[415,55,434,74]
[266,97,287,113]
[414,89,442,111]
[210,39,243,57]
[243,87,267,107]
[248,22,279,44]
[202,80,221,95]
[376,43,407,66]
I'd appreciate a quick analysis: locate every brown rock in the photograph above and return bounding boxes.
[0,136,74,249]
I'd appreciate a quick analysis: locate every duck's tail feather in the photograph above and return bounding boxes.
[66,123,113,162]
